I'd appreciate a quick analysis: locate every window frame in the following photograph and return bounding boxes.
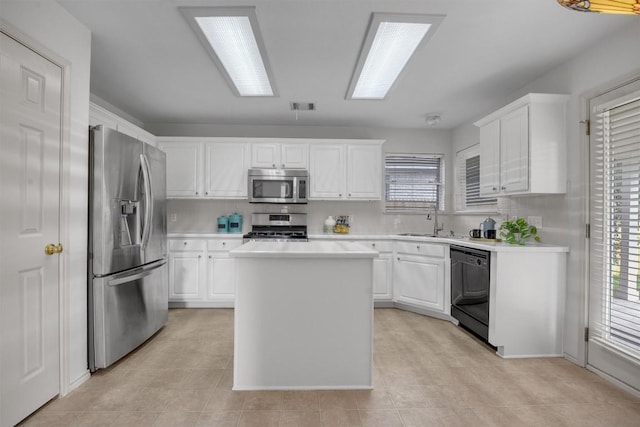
[454,144,498,213]
[384,153,445,214]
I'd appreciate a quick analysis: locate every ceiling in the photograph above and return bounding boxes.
[57,0,634,130]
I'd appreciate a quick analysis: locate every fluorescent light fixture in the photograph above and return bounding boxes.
[181,7,277,96]
[347,13,444,100]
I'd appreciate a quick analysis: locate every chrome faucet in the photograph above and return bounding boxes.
[427,204,444,236]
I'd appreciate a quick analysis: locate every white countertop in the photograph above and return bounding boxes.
[168,232,568,253]
[310,233,569,253]
[230,240,379,258]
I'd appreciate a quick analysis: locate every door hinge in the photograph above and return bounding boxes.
[586,223,590,239]
[584,327,589,342]
[583,119,590,136]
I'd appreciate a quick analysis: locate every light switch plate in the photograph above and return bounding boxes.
[528,215,543,229]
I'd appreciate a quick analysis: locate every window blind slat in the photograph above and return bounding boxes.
[385,154,444,212]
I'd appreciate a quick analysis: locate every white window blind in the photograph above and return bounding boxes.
[590,89,640,357]
[385,154,443,213]
[455,145,497,212]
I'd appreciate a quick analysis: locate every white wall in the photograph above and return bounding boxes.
[1,0,92,393]
[154,125,456,236]
[450,20,640,364]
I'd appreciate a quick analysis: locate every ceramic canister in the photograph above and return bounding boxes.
[217,216,229,233]
[228,213,243,233]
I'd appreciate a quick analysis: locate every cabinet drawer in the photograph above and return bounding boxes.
[169,239,206,252]
[362,240,394,253]
[395,241,446,258]
[207,239,243,252]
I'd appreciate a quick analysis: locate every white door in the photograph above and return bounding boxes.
[499,105,529,194]
[205,142,249,198]
[158,142,203,197]
[588,78,640,391]
[347,144,382,199]
[479,120,501,196]
[309,144,344,199]
[0,32,62,426]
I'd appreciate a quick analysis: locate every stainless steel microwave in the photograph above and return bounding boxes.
[248,168,308,204]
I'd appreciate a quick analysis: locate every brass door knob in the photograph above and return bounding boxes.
[45,243,63,255]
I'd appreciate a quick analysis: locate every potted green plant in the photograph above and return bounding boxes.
[499,217,540,245]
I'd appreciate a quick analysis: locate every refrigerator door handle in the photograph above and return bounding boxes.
[139,154,153,249]
[106,259,166,286]
[108,268,155,286]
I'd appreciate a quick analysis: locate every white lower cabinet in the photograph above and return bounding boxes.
[363,241,393,302]
[168,239,207,301]
[207,239,242,305]
[168,237,241,307]
[393,242,448,314]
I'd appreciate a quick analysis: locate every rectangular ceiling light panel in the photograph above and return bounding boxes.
[348,14,444,100]
[182,7,276,97]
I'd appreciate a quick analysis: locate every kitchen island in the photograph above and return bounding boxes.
[230,241,378,390]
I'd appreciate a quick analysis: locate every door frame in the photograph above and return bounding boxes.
[583,71,640,397]
[0,21,74,397]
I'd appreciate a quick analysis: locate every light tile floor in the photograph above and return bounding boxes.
[21,308,640,426]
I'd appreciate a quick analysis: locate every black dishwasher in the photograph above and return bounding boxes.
[450,245,490,341]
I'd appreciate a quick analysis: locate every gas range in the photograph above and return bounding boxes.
[243,213,308,242]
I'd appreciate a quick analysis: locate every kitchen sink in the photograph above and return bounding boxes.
[397,233,438,237]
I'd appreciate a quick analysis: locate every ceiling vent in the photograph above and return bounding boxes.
[290,102,316,111]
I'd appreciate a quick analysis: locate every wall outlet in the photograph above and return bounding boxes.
[527,215,543,229]
[169,213,177,222]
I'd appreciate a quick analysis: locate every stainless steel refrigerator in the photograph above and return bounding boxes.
[88,125,168,371]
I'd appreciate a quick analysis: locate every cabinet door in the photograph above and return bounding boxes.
[205,142,250,198]
[208,255,236,302]
[168,251,206,300]
[309,144,345,199]
[373,252,393,301]
[500,105,529,193]
[159,142,202,197]
[479,120,501,196]
[281,143,308,169]
[347,144,382,199]
[394,254,445,312]
[251,143,279,169]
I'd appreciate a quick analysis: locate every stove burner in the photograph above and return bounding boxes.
[243,229,308,242]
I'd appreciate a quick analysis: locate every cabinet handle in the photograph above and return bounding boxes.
[183,242,187,245]
[416,245,420,249]
[492,187,497,191]
[372,243,376,247]
[198,255,202,259]
[339,193,342,197]
[272,164,276,168]
[397,257,400,261]
[222,242,226,246]
[282,164,285,169]
[501,186,506,190]
[205,192,208,195]
[195,192,199,195]
[348,193,351,197]
[208,255,212,259]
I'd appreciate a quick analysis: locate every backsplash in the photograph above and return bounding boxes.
[167,199,452,236]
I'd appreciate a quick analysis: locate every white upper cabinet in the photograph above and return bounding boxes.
[475,93,568,197]
[158,138,249,199]
[309,144,345,199]
[251,141,308,169]
[347,144,382,199]
[158,141,203,197]
[309,141,384,200]
[160,137,383,200]
[205,142,250,198]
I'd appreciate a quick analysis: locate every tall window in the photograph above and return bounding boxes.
[590,82,640,361]
[385,154,444,213]
[455,145,497,212]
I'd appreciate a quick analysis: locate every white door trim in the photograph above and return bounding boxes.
[0,20,83,397]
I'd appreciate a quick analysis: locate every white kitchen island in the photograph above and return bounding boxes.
[230,241,378,390]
